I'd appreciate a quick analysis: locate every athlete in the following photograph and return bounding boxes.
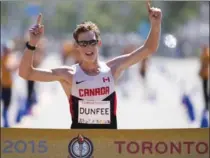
[18,1,162,129]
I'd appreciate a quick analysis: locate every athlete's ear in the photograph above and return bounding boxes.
[98,40,102,47]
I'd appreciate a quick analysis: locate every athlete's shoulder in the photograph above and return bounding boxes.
[106,58,114,68]
[105,56,121,69]
[53,65,76,75]
[98,61,110,72]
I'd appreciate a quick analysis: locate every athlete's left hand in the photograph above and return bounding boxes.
[147,0,162,26]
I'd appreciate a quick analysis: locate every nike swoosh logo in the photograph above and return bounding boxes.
[76,80,86,84]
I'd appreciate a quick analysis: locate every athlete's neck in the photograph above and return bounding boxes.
[79,60,100,75]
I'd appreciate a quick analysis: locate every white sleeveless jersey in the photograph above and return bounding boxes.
[69,62,117,129]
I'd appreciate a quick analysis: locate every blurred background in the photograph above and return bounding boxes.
[1,1,209,129]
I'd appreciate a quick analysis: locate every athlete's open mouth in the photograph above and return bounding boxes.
[85,52,94,56]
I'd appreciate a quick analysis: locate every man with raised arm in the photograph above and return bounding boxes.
[19,1,162,129]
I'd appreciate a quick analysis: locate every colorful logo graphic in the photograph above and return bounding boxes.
[68,134,94,158]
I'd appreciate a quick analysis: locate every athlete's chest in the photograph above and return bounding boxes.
[75,73,112,87]
[72,73,115,100]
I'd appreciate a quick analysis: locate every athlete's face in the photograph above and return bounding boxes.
[76,31,101,63]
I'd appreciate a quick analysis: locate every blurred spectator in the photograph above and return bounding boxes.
[13,36,25,52]
[199,45,209,127]
[199,45,210,110]
[139,57,153,102]
[16,37,47,122]
[1,43,18,127]
[118,43,138,97]
[139,57,149,80]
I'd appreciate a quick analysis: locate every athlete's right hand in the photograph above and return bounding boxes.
[29,13,44,46]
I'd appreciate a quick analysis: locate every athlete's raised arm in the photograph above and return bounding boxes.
[19,14,72,83]
[107,1,162,79]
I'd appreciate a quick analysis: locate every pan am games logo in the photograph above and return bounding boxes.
[68,134,94,158]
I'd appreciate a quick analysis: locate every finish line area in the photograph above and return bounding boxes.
[1,128,209,158]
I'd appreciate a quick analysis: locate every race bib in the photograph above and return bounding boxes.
[78,100,111,124]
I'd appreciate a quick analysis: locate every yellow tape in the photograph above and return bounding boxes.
[1,128,209,158]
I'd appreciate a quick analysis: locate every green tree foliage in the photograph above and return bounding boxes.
[1,2,9,25]
[49,1,150,34]
[162,1,199,32]
[47,1,77,36]
[79,1,149,33]
[1,1,199,36]
[51,1,198,34]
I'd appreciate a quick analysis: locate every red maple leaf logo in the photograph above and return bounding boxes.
[77,134,84,144]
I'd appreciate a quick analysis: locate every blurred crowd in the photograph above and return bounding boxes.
[1,33,209,128]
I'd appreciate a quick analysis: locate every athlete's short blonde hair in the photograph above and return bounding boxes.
[73,21,100,42]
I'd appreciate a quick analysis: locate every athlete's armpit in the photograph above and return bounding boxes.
[106,46,151,80]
